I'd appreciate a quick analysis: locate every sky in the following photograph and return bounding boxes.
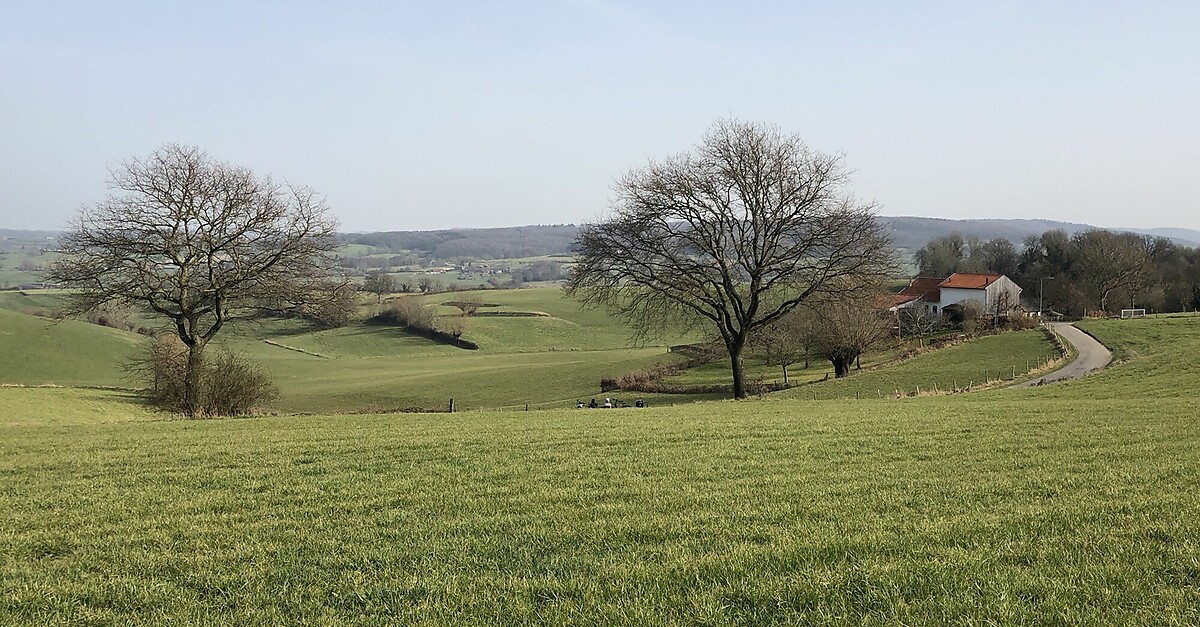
[1,1,1197,233]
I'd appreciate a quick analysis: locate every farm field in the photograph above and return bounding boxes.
[775,329,1062,400]
[0,288,703,413]
[0,308,141,387]
[0,287,1076,412]
[1,312,1199,623]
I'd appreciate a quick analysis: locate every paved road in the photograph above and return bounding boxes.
[1016,322,1112,387]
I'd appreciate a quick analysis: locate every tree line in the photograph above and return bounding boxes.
[915,230,1200,315]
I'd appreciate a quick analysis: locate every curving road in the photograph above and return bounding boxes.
[1016,322,1112,387]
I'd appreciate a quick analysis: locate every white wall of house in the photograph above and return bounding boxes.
[939,287,985,311]
[938,277,1023,314]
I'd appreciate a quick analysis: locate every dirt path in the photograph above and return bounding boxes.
[1016,322,1112,387]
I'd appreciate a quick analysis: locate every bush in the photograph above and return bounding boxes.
[202,351,279,416]
[386,296,436,330]
[133,335,278,417]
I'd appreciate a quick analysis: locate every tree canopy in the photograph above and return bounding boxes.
[566,119,894,398]
[48,144,339,415]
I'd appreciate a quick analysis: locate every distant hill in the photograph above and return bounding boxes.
[6,217,1199,260]
[879,216,1200,250]
[340,224,579,259]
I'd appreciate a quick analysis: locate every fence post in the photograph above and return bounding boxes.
[448,398,454,413]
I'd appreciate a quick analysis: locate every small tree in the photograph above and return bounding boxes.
[418,276,435,293]
[387,296,435,330]
[812,296,894,378]
[752,307,815,385]
[451,294,483,316]
[363,271,395,303]
[898,308,938,347]
[438,315,467,342]
[47,144,338,416]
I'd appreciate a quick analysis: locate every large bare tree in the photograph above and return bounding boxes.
[566,119,894,398]
[1073,229,1151,313]
[48,144,339,415]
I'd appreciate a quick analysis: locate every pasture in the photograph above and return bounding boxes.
[776,329,1062,400]
[0,288,702,413]
[1,309,1199,623]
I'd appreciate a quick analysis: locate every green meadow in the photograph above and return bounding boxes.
[776,329,1062,400]
[2,292,1199,623]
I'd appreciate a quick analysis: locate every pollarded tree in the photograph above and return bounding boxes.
[566,119,895,398]
[47,144,339,416]
[811,294,894,378]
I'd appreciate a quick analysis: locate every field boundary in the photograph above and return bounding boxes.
[262,339,333,359]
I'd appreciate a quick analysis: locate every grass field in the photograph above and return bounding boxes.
[0,288,700,413]
[2,393,1198,623]
[2,314,1200,623]
[0,288,1066,412]
[0,308,141,387]
[775,329,1061,400]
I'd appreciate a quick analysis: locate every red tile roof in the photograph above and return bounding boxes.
[899,276,942,302]
[939,272,1003,289]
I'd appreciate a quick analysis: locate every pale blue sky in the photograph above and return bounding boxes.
[2,1,1197,232]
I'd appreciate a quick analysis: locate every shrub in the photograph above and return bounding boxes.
[386,296,435,330]
[132,335,278,417]
[201,351,279,416]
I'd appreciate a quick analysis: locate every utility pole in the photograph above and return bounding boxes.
[1040,276,1055,319]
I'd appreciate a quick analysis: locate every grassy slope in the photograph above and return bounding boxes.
[229,288,695,412]
[0,308,142,387]
[775,329,1060,400]
[1,394,1197,624]
[0,288,696,412]
[1,317,1199,623]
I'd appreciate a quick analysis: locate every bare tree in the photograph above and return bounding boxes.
[752,306,815,385]
[1073,229,1151,313]
[47,144,338,416]
[811,295,894,378]
[897,308,938,346]
[363,271,395,303]
[438,315,467,342]
[566,119,894,398]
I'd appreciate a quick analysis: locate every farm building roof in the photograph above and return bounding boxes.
[899,276,942,302]
[939,272,1004,289]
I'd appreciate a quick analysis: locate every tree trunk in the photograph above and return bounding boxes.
[832,356,852,378]
[781,365,789,386]
[729,341,747,399]
[183,341,205,417]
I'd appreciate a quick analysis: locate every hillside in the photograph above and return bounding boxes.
[0,288,700,413]
[0,308,142,387]
[1,316,1198,624]
[879,216,1200,250]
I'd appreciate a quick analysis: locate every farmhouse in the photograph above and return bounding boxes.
[890,273,1023,318]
